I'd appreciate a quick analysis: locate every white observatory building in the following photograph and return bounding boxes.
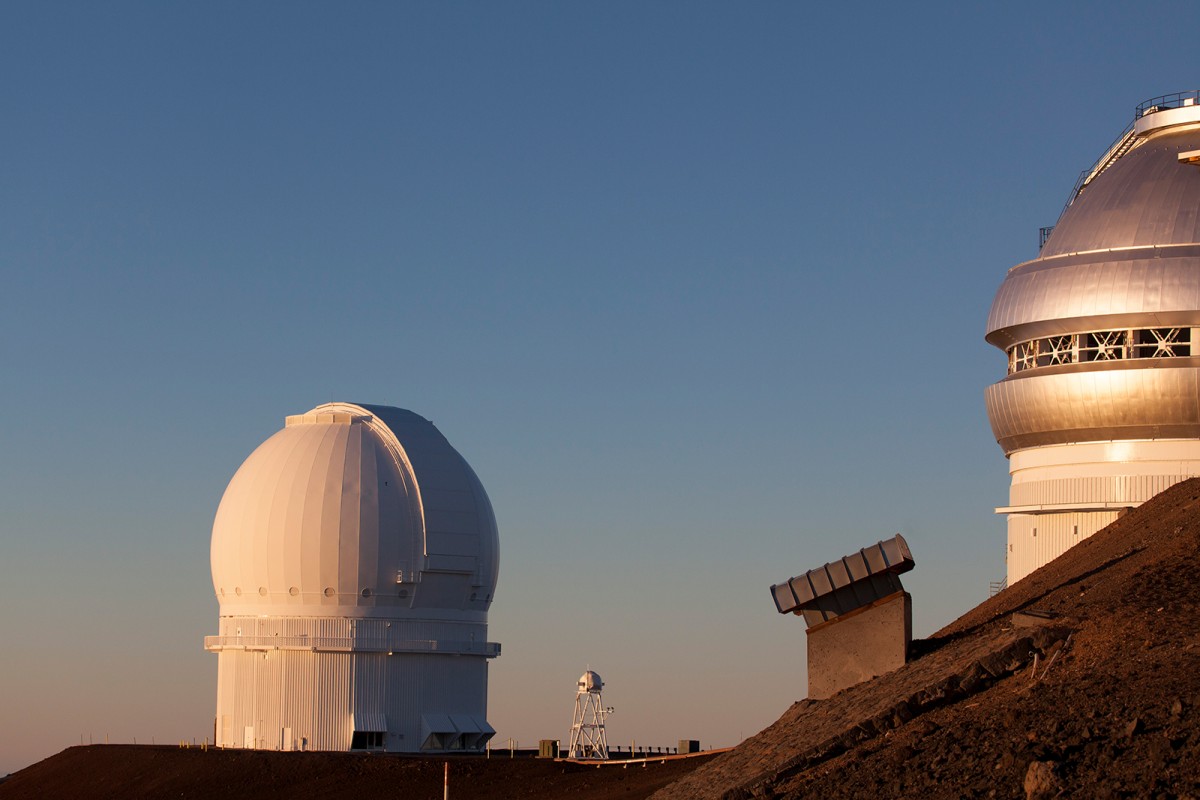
[986,92,1200,585]
[205,402,500,752]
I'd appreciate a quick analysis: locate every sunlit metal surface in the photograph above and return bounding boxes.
[987,124,1200,350]
[770,534,913,626]
[986,246,1200,347]
[987,103,1200,451]
[986,363,1200,453]
[987,95,1200,586]
[1057,93,1200,230]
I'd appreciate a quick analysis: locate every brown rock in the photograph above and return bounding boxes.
[1024,760,1060,800]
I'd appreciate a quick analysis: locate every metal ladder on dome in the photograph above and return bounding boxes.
[1058,122,1140,219]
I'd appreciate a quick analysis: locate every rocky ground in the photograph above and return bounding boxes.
[6,479,1200,799]
[653,478,1200,800]
[0,746,716,800]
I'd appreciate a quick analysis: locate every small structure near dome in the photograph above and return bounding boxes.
[771,535,914,699]
[567,670,611,759]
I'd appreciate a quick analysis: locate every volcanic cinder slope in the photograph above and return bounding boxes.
[652,478,1200,800]
[0,748,718,800]
[4,480,1200,800]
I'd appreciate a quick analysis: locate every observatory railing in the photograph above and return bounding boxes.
[1136,91,1200,118]
[1038,226,1055,251]
[203,634,501,656]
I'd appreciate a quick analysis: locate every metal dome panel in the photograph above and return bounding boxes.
[1041,128,1200,258]
[985,247,1200,347]
[987,124,1200,348]
[986,363,1200,454]
[210,403,498,618]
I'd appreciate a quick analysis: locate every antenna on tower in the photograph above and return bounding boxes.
[567,669,611,759]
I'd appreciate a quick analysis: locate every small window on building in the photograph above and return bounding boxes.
[351,731,385,749]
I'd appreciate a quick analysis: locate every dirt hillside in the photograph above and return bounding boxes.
[5,479,1200,799]
[653,478,1200,800]
[0,746,716,800]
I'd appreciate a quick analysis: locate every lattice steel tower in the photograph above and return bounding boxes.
[567,670,610,759]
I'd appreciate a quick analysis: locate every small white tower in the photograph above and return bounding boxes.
[567,670,610,759]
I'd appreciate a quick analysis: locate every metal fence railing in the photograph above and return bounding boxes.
[203,635,500,656]
[1136,90,1200,118]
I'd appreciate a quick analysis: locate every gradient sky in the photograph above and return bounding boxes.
[3,0,1198,776]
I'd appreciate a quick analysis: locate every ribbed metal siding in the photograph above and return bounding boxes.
[274,649,347,752]
[314,653,353,750]
[1011,473,1189,506]
[214,644,490,752]
[216,615,489,650]
[216,649,352,751]
[1007,510,1119,585]
[385,654,488,750]
[256,650,282,749]
[387,653,424,747]
[352,654,387,729]
[219,616,488,640]
[279,651,311,749]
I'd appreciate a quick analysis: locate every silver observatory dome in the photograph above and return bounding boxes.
[986,92,1200,584]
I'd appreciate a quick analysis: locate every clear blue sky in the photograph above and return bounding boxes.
[2,0,1197,775]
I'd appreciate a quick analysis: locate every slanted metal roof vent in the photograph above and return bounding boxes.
[771,535,915,699]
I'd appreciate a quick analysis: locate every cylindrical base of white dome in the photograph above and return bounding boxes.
[206,616,498,752]
[997,439,1200,584]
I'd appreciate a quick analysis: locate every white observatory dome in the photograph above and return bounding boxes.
[578,670,603,693]
[205,402,501,754]
[211,402,498,617]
